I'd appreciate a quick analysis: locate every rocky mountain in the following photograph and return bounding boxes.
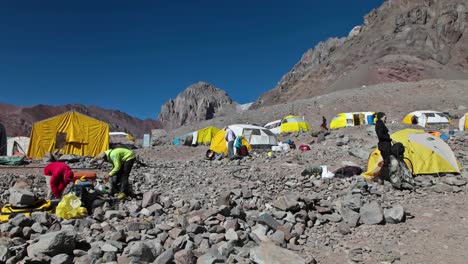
[0,103,162,138]
[252,0,468,108]
[158,82,235,130]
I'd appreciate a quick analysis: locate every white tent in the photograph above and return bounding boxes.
[402,110,451,127]
[229,124,278,148]
[7,136,30,156]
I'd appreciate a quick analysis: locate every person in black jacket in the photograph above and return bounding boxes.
[375,112,392,183]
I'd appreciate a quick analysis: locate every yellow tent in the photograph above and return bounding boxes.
[196,126,220,145]
[28,112,109,158]
[330,112,375,129]
[363,128,461,178]
[402,110,451,127]
[210,129,252,154]
[279,115,310,133]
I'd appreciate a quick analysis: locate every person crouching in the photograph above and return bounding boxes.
[43,162,74,199]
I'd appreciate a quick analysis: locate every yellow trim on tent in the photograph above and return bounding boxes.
[27,111,109,158]
[402,114,414,125]
[279,115,310,133]
[197,126,220,145]
[210,130,252,154]
[363,128,461,178]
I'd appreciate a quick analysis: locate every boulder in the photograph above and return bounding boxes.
[9,188,36,207]
[257,213,281,230]
[128,241,156,262]
[27,231,76,258]
[250,242,306,264]
[384,205,405,224]
[273,193,299,211]
[50,253,73,264]
[360,201,383,225]
[174,249,195,264]
[154,248,174,264]
[142,191,160,208]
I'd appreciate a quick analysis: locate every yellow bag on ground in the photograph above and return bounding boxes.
[55,194,88,219]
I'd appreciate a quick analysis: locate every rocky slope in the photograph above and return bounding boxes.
[252,0,468,108]
[158,82,236,130]
[0,103,162,138]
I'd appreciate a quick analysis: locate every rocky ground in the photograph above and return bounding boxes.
[0,122,467,264]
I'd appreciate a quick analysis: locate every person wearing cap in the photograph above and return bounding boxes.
[96,148,136,199]
[375,112,392,183]
[44,162,74,199]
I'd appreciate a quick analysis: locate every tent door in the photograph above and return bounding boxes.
[55,132,67,150]
[353,114,360,126]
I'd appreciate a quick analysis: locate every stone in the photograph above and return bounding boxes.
[11,214,33,227]
[27,231,76,258]
[154,248,174,264]
[251,224,269,243]
[209,233,225,244]
[102,251,116,262]
[338,222,351,235]
[342,194,362,212]
[324,213,342,223]
[74,255,96,264]
[128,241,156,262]
[257,212,281,230]
[104,210,126,220]
[225,228,239,241]
[336,202,360,228]
[360,201,384,225]
[241,186,253,199]
[270,230,285,245]
[186,224,206,234]
[9,188,36,207]
[142,191,160,208]
[217,191,232,206]
[196,252,219,264]
[273,193,299,212]
[126,221,154,232]
[50,253,73,264]
[101,243,118,252]
[169,228,185,239]
[384,205,405,224]
[0,246,11,263]
[250,242,306,264]
[174,249,195,264]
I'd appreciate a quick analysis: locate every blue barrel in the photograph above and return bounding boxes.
[367,115,375,125]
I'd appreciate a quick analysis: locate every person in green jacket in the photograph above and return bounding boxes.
[96,148,136,199]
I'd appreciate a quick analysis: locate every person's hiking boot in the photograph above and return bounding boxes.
[117,192,126,200]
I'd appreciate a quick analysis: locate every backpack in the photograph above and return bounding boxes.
[239,145,249,156]
[388,156,415,190]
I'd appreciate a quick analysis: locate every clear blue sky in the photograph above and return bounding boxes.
[0,0,384,120]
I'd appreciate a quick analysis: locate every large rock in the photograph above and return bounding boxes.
[257,213,281,230]
[9,188,36,207]
[128,241,156,262]
[27,231,76,258]
[174,249,195,264]
[360,201,384,225]
[50,253,73,264]
[250,242,306,264]
[142,191,160,208]
[384,205,405,224]
[154,248,174,264]
[273,193,300,212]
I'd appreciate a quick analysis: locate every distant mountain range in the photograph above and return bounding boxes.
[0,103,162,138]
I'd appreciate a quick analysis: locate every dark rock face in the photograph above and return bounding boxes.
[252,0,468,108]
[158,82,234,130]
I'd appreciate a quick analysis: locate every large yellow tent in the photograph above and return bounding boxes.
[196,126,220,145]
[363,128,461,178]
[279,115,310,133]
[210,129,252,154]
[28,112,110,158]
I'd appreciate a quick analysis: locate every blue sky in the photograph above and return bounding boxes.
[0,0,384,120]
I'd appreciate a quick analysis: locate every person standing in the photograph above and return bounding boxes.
[224,127,236,160]
[96,148,136,199]
[43,162,74,199]
[0,121,6,156]
[375,112,392,183]
[320,116,328,131]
